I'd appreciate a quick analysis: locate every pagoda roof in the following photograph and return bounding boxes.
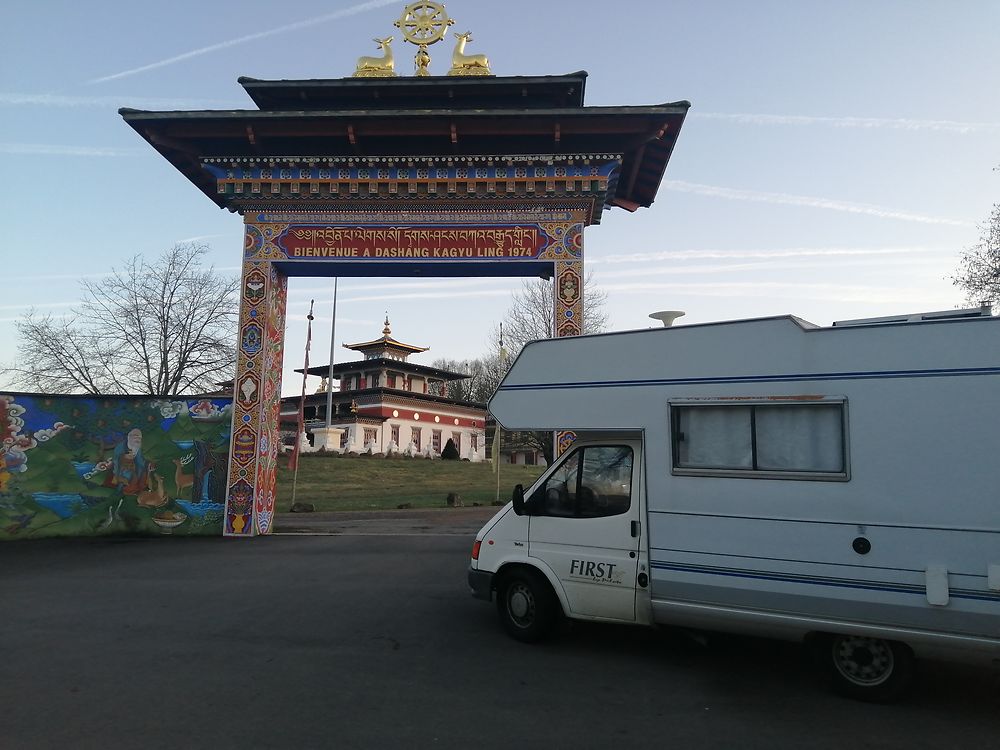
[238,72,588,111]
[119,72,689,213]
[342,316,428,356]
[297,357,468,382]
[344,336,428,355]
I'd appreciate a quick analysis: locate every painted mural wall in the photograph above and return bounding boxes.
[0,392,232,540]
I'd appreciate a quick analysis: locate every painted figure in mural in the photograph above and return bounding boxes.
[108,428,153,496]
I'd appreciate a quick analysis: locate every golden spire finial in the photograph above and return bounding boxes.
[383,313,391,336]
[351,3,492,77]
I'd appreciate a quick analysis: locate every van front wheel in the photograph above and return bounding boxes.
[826,634,915,702]
[497,568,557,643]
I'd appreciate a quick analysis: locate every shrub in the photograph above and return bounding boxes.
[441,438,460,460]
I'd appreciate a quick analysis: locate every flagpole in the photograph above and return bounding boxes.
[494,322,505,503]
[290,300,314,509]
[325,278,338,428]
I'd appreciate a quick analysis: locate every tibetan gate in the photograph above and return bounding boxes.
[121,45,688,537]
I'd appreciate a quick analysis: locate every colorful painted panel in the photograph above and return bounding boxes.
[0,393,232,541]
[555,260,584,338]
[224,257,287,536]
[244,211,585,265]
[276,225,547,260]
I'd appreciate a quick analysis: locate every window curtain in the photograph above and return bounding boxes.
[755,404,843,472]
[677,407,752,469]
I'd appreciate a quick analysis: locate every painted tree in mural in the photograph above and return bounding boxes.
[4,244,238,396]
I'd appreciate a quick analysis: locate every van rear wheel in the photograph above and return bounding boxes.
[825,634,915,702]
[497,568,557,643]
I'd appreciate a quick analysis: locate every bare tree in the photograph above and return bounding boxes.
[431,276,611,464]
[3,244,238,396]
[952,203,1000,307]
[490,274,609,465]
[501,273,609,355]
[431,353,510,404]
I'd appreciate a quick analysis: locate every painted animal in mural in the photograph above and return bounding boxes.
[172,457,194,497]
[354,37,396,76]
[136,473,168,508]
[449,31,491,74]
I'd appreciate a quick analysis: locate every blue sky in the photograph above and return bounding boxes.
[2,0,998,395]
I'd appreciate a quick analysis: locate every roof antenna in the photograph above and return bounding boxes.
[649,310,685,327]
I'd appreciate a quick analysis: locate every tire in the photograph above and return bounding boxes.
[825,634,915,703]
[496,568,558,643]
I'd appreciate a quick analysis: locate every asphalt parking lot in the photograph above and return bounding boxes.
[2,513,998,749]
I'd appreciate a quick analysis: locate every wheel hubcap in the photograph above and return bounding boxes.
[507,583,534,626]
[832,636,894,686]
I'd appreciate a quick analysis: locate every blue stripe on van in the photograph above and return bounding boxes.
[498,366,1000,392]
[650,560,1000,603]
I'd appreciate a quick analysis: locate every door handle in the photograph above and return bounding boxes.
[630,520,640,538]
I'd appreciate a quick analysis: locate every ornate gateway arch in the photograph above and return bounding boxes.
[121,4,688,536]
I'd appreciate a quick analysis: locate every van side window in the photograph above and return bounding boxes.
[670,402,848,480]
[535,446,633,518]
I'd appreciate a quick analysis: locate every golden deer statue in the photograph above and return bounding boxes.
[353,36,396,77]
[448,31,491,76]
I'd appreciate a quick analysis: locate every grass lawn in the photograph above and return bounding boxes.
[275,454,546,512]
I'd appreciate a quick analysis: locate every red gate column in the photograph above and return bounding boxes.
[224,248,287,537]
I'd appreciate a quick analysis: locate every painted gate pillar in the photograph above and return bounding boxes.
[225,254,288,536]
[554,258,584,456]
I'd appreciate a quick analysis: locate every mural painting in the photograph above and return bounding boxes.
[0,392,232,540]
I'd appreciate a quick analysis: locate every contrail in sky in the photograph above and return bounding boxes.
[588,246,943,265]
[0,143,145,157]
[290,278,509,296]
[663,180,973,227]
[342,289,512,304]
[693,112,1000,135]
[593,256,946,280]
[89,0,401,84]
[0,92,242,109]
[174,234,232,244]
[0,303,77,311]
[600,280,932,305]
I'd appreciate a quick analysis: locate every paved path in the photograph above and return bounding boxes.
[273,505,501,536]
[3,533,998,749]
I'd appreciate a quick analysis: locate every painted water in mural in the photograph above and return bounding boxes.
[0,392,232,540]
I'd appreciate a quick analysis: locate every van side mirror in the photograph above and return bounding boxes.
[512,483,525,515]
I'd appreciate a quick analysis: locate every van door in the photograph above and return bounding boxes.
[527,443,640,621]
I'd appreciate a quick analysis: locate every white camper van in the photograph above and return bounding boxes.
[468,309,1000,701]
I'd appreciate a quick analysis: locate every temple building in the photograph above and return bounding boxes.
[282,318,487,459]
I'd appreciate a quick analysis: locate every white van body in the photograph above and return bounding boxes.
[469,312,1000,696]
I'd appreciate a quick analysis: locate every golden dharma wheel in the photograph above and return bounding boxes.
[394,1,454,46]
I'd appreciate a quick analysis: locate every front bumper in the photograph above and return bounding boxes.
[468,567,494,601]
